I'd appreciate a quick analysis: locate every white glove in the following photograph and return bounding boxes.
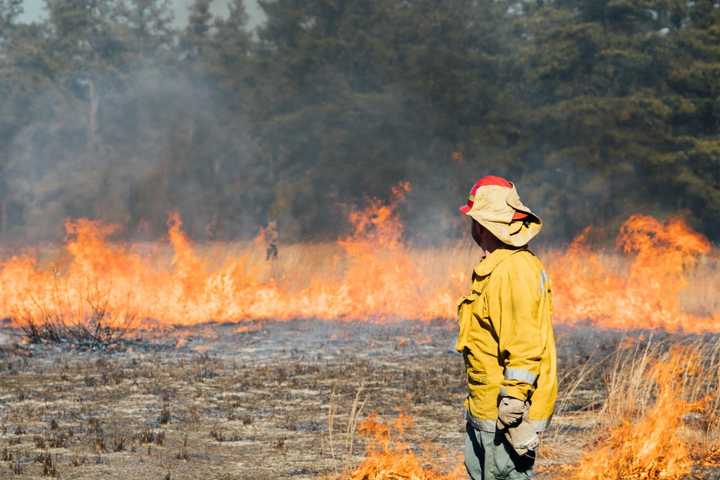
[506,420,540,456]
[497,396,526,428]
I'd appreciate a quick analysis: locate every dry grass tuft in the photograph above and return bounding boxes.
[18,293,136,350]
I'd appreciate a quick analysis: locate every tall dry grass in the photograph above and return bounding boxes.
[555,336,720,480]
[601,337,720,435]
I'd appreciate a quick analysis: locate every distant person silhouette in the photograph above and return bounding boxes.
[265,221,279,261]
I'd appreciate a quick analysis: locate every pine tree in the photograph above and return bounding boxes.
[253,0,517,238]
[44,0,124,149]
[655,0,720,235]
[0,0,22,35]
[0,0,23,233]
[182,0,214,60]
[113,0,175,61]
[214,0,253,64]
[506,0,692,237]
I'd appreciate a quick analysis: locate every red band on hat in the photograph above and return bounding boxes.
[459,175,529,220]
[471,176,513,191]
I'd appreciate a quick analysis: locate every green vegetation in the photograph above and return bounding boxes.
[0,0,718,242]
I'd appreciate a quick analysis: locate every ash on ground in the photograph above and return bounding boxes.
[0,320,683,479]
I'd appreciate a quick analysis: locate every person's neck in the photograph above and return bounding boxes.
[482,239,503,255]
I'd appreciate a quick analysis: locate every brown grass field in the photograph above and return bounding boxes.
[0,320,719,480]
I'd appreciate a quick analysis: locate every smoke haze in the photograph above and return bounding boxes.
[2,0,719,244]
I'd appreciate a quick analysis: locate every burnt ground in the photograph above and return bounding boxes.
[0,320,690,479]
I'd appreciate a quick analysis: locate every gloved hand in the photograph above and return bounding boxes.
[506,420,540,456]
[497,396,526,428]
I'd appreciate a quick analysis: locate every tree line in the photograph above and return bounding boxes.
[0,0,718,243]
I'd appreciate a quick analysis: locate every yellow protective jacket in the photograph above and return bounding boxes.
[456,246,557,433]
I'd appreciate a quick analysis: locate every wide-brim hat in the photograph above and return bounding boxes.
[459,176,542,247]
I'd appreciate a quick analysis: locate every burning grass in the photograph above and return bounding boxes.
[329,413,465,480]
[325,337,720,480]
[0,186,467,329]
[1,210,719,338]
[556,339,720,480]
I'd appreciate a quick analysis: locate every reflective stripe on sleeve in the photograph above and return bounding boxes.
[503,368,538,384]
[465,411,497,433]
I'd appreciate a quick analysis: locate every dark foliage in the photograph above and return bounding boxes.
[0,0,718,243]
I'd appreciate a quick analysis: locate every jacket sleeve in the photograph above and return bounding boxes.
[486,267,543,401]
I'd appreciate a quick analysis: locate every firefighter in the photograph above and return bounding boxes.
[265,220,279,261]
[456,176,557,480]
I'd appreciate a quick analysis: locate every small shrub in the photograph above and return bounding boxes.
[159,404,171,425]
[209,428,224,442]
[17,300,136,350]
[113,436,126,452]
[210,428,241,443]
[36,452,57,477]
[11,457,23,474]
[137,429,164,446]
[175,434,189,461]
[95,434,106,453]
[137,429,155,444]
[33,436,46,449]
[48,433,68,449]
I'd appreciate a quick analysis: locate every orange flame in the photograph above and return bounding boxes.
[550,214,717,332]
[341,413,464,480]
[0,186,717,331]
[0,183,458,328]
[569,348,705,480]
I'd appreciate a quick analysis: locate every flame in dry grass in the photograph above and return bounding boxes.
[567,347,708,480]
[344,343,720,480]
[341,413,464,480]
[0,185,718,331]
[0,183,459,328]
[550,215,718,332]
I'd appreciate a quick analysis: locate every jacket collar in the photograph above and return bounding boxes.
[473,246,527,278]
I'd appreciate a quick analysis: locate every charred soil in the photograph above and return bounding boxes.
[0,321,715,479]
